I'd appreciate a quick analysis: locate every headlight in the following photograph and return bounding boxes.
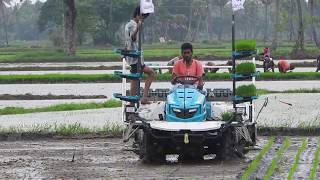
[172,108,181,113]
[188,108,198,113]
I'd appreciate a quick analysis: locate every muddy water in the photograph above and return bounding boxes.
[294,138,318,179]
[270,137,303,179]
[0,137,267,179]
[1,81,319,98]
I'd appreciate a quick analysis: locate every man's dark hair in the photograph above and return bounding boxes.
[133,6,140,18]
[181,43,193,53]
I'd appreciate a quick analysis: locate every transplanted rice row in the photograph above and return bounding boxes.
[310,138,320,180]
[287,138,308,180]
[1,72,320,83]
[241,137,275,180]
[263,137,291,180]
[0,100,121,115]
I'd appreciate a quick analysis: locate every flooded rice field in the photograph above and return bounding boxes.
[0,94,319,130]
[255,94,320,128]
[0,99,107,109]
[0,108,122,129]
[0,81,319,99]
[0,136,318,179]
[0,137,266,179]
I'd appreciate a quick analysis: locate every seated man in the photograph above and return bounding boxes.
[172,43,204,90]
[278,59,295,73]
[316,55,320,72]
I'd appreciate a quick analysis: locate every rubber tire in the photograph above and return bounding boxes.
[139,131,164,163]
[216,128,236,160]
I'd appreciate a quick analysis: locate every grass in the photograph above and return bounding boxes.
[0,100,122,115]
[236,62,256,74]
[0,41,320,63]
[2,72,320,84]
[310,137,320,180]
[235,40,256,51]
[0,122,124,137]
[287,138,308,180]
[241,137,275,180]
[236,84,257,97]
[264,137,291,180]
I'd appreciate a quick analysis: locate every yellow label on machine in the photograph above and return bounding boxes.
[184,133,189,144]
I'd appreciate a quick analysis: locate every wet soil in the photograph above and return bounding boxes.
[0,137,266,179]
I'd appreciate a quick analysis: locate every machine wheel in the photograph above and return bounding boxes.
[216,127,236,160]
[139,130,164,163]
[216,127,247,160]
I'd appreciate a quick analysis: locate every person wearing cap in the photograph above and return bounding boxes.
[124,6,155,104]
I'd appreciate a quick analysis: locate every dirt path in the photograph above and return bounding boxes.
[0,138,266,179]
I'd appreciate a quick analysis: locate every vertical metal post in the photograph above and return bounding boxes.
[232,13,236,110]
[122,57,126,122]
[137,22,143,108]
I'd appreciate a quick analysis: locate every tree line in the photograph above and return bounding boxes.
[0,0,319,55]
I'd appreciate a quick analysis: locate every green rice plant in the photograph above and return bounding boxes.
[236,62,256,74]
[235,40,257,51]
[259,72,320,81]
[264,137,291,180]
[221,111,234,122]
[54,123,91,136]
[310,137,320,180]
[236,84,257,97]
[287,138,308,180]
[1,72,320,84]
[0,100,122,115]
[241,137,275,180]
[0,123,124,137]
[102,123,124,136]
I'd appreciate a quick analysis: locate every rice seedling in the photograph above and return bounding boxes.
[263,137,291,180]
[241,137,275,180]
[236,84,257,97]
[0,123,124,137]
[310,137,320,180]
[236,62,256,74]
[0,100,122,115]
[235,40,256,51]
[287,138,308,180]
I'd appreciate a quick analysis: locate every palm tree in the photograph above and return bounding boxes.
[0,0,12,46]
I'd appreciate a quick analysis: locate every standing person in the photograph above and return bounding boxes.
[263,47,271,58]
[316,55,320,72]
[172,43,204,90]
[278,58,295,73]
[124,6,155,104]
